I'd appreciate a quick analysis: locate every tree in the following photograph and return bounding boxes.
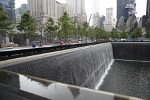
[0,7,11,36]
[93,28,110,42]
[103,31,111,40]
[83,22,89,42]
[37,5,45,46]
[79,26,86,42]
[88,27,95,42]
[131,28,142,41]
[146,31,150,41]
[17,11,37,45]
[45,17,59,43]
[94,27,102,41]
[58,12,75,43]
[76,26,82,42]
[77,22,90,42]
[111,28,119,40]
[120,29,128,39]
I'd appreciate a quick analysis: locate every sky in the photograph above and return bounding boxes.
[15,0,147,19]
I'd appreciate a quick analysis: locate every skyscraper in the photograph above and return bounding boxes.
[92,13,100,28]
[104,8,115,32]
[15,4,28,23]
[67,0,87,26]
[28,0,56,19]
[146,0,150,16]
[66,0,76,14]
[100,15,105,29]
[66,0,85,15]
[28,0,74,19]
[28,0,74,30]
[117,0,136,20]
[0,0,15,23]
[20,4,28,15]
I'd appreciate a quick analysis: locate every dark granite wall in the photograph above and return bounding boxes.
[112,42,150,61]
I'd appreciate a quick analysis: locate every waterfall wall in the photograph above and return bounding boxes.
[3,43,113,89]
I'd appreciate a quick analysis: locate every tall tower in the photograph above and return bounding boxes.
[66,0,76,14]
[66,0,87,26]
[67,0,85,15]
[146,0,150,16]
[28,0,57,24]
[0,0,15,23]
[76,0,85,15]
[104,8,115,32]
[117,0,136,20]
[92,13,100,28]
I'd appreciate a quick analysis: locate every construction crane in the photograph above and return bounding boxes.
[88,14,92,25]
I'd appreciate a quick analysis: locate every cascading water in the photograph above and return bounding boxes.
[2,43,114,89]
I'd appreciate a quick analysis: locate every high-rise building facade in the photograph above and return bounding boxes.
[66,0,76,15]
[28,0,57,21]
[77,0,85,14]
[100,15,105,29]
[0,0,15,23]
[67,0,85,15]
[20,4,28,15]
[28,0,73,22]
[104,8,115,32]
[15,4,28,24]
[92,13,100,28]
[142,0,150,32]
[117,0,136,20]
[56,2,64,19]
[67,0,87,27]
[146,0,150,16]
[62,3,74,17]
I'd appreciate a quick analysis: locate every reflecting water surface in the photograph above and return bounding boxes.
[0,70,115,100]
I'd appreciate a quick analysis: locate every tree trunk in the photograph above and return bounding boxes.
[65,33,67,44]
[81,36,83,42]
[22,34,24,46]
[75,32,77,43]
[86,32,88,42]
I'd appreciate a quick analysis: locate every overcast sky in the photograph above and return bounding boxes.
[15,0,147,19]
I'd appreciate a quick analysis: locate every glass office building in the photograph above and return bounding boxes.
[146,0,150,16]
[117,0,136,20]
[0,0,15,23]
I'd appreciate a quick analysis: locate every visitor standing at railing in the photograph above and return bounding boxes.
[31,40,36,47]
[60,40,64,45]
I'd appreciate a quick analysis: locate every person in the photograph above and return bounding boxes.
[60,40,64,45]
[38,38,43,47]
[39,41,42,47]
[31,40,36,47]
[68,39,71,44]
